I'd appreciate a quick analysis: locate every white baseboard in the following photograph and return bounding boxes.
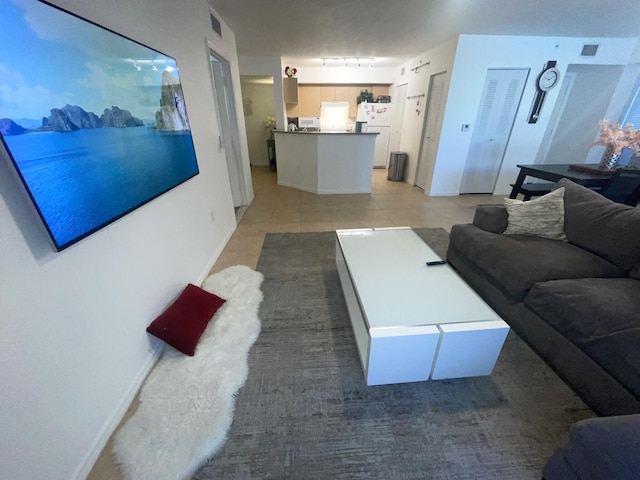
[71,342,163,480]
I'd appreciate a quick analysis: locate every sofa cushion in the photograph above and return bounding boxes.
[584,329,640,400]
[525,278,640,398]
[448,224,625,303]
[525,277,640,342]
[472,204,508,233]
[503,187,567,241]
[556,178,640,271]
[542,415,640,480]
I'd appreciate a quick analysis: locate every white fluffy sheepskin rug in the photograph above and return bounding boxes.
[112,265,264,480]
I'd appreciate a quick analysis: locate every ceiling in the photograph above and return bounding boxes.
[208,0,640,68]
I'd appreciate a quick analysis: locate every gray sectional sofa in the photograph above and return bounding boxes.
[447,178,640,416]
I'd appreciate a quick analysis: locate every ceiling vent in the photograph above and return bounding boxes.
[581,44,599,56]
[210,13,222,37]
[400,67,405,76]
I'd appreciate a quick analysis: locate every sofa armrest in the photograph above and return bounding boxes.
[472,205,508,233]
[542,414,640,480]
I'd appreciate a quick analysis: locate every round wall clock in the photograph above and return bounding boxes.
[528,61,560,123]
[537,64,561,92]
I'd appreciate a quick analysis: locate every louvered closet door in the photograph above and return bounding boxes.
[459,68,528,194]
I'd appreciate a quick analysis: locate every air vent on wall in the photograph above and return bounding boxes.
[400,67,405,76]
[210,13,222,37]
[581,44,599,56]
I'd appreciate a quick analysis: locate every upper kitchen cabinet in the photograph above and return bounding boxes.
[283,77,299,104]
[290,84,391,118]
[299,87,321,117]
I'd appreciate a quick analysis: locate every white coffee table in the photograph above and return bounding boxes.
[335,227,509,386]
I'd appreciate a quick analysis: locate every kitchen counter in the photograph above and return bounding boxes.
[274,130,378,194]
[276,131,379,135]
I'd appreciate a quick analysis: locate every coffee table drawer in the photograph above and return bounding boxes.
[368,326,440,386]
[430,321,510,380]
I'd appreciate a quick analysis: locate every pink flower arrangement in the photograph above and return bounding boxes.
[591,119,640,155]
[284,66,297,78]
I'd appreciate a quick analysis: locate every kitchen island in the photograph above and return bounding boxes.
[273,131,379,194]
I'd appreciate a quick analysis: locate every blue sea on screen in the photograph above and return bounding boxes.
[5,126,199,248]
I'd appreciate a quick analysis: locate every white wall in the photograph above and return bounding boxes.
[0,1,244,478]
[239,56,287,129]
[427,35,637,195]
[293,66,397,84]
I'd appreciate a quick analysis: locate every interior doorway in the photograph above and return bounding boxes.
[535,71,577,165]
[240,76,276,167]
[537,64,625,165]
[209,50,248,210]
[388,83,407,158]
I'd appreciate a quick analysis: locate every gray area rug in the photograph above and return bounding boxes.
[195,228,593,480]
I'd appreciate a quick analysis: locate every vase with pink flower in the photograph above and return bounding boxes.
[591,120,640,169]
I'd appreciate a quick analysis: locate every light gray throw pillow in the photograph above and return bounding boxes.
[503,187,567,241]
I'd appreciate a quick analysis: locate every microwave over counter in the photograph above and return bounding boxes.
[298,117,321,131]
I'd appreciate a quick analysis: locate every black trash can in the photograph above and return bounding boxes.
[387,152,407,181]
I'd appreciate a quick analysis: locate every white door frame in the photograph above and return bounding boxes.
[208,48,248,208]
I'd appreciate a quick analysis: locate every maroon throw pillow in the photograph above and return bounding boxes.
[146,284,226,356]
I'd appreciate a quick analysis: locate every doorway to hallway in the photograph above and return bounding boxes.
[209,49,248,211]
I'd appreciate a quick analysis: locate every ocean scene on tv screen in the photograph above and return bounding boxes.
[0,0,199,250]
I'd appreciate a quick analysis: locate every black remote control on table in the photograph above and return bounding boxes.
[426,260,446,266]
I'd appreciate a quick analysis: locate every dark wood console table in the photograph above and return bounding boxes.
[509,164,614,199]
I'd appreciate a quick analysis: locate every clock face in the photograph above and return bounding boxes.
[538,67,560,92]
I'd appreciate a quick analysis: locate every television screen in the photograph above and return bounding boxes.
[0,0,199,251]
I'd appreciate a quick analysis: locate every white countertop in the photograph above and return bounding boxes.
[274,130,378,135]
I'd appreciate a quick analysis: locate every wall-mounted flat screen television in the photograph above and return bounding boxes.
[0,0,199,251]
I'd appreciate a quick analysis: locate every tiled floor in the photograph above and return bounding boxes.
[89,166,503,479]
[211,166,503,273]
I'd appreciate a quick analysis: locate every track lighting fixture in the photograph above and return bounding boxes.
[320,57,376,68]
